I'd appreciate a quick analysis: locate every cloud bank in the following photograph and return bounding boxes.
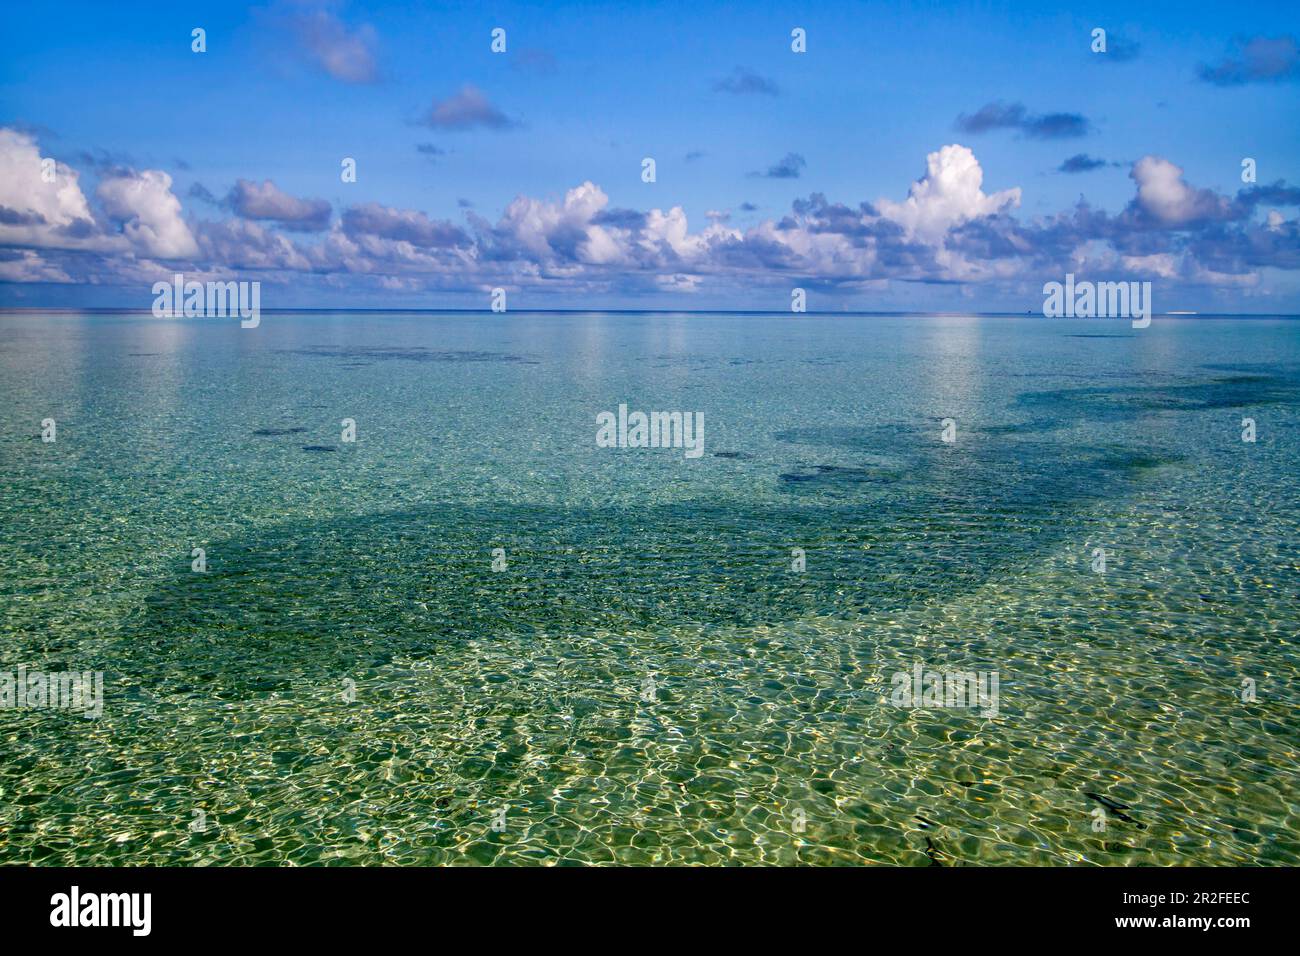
[2,128,1298,306]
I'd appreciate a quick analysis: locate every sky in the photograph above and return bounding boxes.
[1,0,1298,312]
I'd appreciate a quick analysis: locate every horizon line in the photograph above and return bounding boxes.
[2,307,1298,319]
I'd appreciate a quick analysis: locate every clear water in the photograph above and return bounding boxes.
[1,310,1297,865]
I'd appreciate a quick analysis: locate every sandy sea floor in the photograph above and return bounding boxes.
[1,311,1297,865]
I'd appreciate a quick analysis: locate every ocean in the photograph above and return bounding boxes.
[1,310,1297,865]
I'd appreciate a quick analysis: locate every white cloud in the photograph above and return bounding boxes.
[878,144,1021,243]
[497,182,618,262]
[1131,156,1232,226]
[0,128,103,251]
[96,170,198,259]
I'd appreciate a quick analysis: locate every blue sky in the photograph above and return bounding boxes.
[1,0,1298,311]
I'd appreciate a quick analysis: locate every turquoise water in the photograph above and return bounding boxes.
[1,310,1297,865]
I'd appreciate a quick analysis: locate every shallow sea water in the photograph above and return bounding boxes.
[1,310,1297,865]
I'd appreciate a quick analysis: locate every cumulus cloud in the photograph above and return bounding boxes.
[1128,156,1234,226]
[0,128,100,250]
[877,144,1021,244]
[1198,35,1300,86]
[956,101,1091,139]
[421,85,515,130]
[96,169,199,258]
[713,67,780,96]
[488,181,625,263]
[227,178,332,231]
